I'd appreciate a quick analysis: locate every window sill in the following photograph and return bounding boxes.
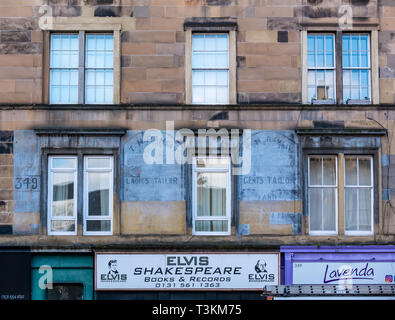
[311,99,336,105]
[346,99,371,105]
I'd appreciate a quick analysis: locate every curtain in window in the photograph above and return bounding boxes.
[52,172,74,217]
[308,156,337,233]
[345,156,372,232]
[88,172,109,216]
[196,172,227,232]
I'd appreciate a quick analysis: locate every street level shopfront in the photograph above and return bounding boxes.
[0,249,31,300]
[95,252,280,300]
[281,246,395,285]
[31,253,94,300]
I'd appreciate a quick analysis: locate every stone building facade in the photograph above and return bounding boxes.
[1,0,395,300]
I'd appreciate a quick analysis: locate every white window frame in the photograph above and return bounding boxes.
[83,155,114,236]
[192,156,231,236]
[344,155,374,236]
[308,155,339,236]
[307,33,337,103]
[49,33,79,104]
[49,32,116,105]
[85,33,114,104]
[302,30,379,104]
[47,156,78,236]
[191,33,229,105]
[342,33,371,104]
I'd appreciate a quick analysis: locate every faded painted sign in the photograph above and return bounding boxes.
[239,131,300,201]
[122,131,184,201]
[13,131,40,213]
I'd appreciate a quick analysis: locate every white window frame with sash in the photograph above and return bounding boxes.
[307,155,339,236]
[47,156,78,236]
[344,155,374,236]
[301,30,379,105]
[307,33,337,103]
[83,156,114,236]
[192,156,231,236]
[49,32,115,105]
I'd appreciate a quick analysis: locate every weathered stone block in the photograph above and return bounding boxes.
[121,201,186,235]
[0,31,31,43]
[133,6,150,18]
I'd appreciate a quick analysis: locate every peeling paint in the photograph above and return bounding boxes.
[239,131,300,202]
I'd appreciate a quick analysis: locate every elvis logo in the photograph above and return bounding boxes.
[248,259,275,282]
[100,259,127,282]
[254,260,267,273]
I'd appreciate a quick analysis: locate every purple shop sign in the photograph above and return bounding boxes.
[281,246,395,285]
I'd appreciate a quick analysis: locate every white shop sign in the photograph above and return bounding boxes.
[293,262,395,285]
[95,252,279,290]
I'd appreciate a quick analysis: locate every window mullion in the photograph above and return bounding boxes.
[78,31,85,104]
[336,30,343,104]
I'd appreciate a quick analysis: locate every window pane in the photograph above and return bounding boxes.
[205,53,216,69]
[309,188,322,231]
[308,35,315,52]
[51,220,75,233]
[316,35,324,52]
[52,172,74,217]
[192,86,204,104]
[50,34,79,68]
[197,172,227,217]
[205,35,216,51]
[205,70,216,86]
[307,34,334,69]
[50,69,78,104]
[345,157,357,185]
[360,35,369,51]
[192,34,229,104]
[86,220,111,232]
[192,71,204,85]
[359,157,372,186]
[323,188,336,231]
[205,86,216,103]
[196,157,229,169]
[88,172,110,216]
[345,188,358,231]
[104,86,113,104]
[86,86,95,103]
[85,34,114,104]
[51,86,61,103]
[215,53,228,69]
[361,70,369,86]
[309,157,322,185]
[216,70,228,86]
[308,53,315,68]
[192,53,204,69]
[87,158,111,169]
[308,86,316,102]
[316,53,324,68]
[359,188,372,231]
[104,70,113,85]
[52,158,76,169]
[216,87,228,104]
[343,52,350,68]
[195,220,228,233]
[216,34,228,50]
[47,284,83,300]
[192,34,205,51]
[323,157,336,185]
